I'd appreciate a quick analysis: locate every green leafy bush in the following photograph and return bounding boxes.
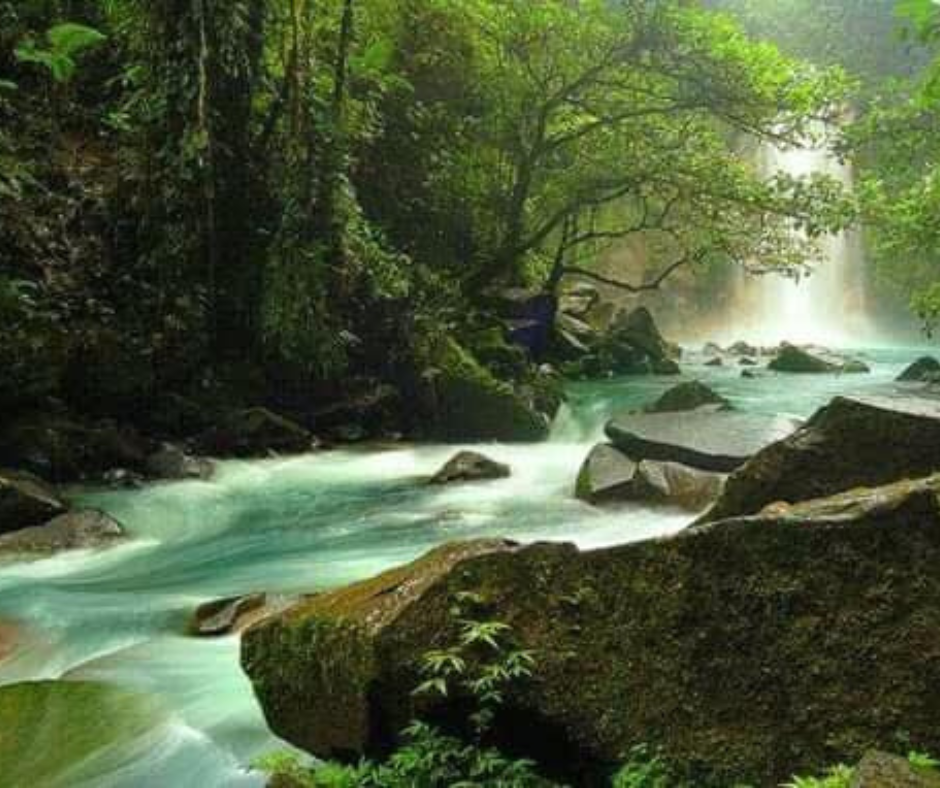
[15,23,107,83]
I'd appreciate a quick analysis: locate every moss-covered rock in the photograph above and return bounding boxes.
[644,381,731,414]
[770,344,870,375]
[242,478,940,786]
[705,395,940,521]
[416,337,552,442]
[898,357,940,383]
[851,751,940,787]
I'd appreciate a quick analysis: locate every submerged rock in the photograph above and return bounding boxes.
[0,469,67,535]
[851,751,940,788]
[705,395,940,521]
[898,356,940,383]
[769,344,870,375]
[0,509,124,557]
[144,445,214,481]
[644,381,731,414]
[189,593,301,637]
[606,411,799,473]
[242,476,940,786]
[195,407,314,458]
[429,451,510,486]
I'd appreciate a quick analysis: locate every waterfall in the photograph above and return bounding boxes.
[727,134,872,348]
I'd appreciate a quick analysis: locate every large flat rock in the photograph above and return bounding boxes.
[606,411,799,472]
[706,395,940,521]
[242,475,940,786]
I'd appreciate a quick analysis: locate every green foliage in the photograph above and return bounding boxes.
[783,764,854,788]
[15,23,107,83]
[612,746,681,788]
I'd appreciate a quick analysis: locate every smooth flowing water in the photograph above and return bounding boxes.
[0,347,931,787]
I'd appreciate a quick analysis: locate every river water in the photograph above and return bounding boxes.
[0,345,931,787]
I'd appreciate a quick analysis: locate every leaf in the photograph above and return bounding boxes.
[46,23,107,58]
[0,80,17,92]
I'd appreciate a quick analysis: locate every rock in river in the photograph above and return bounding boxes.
[195,407,314,458]
[606,410,799,473]
[897,356,940,383]
[242,475,940,786]
[575,444,724,511]
[144,444,214,481]
[429,451,510,485]
[0,509,124,557]
[769,344,870,374]
[705,395,940,521]
[189,593,302,637]
[0,469,67,535]
[644,380,731,414]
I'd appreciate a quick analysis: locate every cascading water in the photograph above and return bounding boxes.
[727,133,872,348]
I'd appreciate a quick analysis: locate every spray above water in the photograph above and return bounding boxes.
[730,132,873,348]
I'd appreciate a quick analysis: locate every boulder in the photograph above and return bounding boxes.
[644,381,731,414]
[702,342,724,356]
[705,357,724,367]
[429,451,511,486]
[0,509,124,557]
[742,369,759,379]
[0,680,166,787]
[416,337,552,442]
[558,284,600,320]
[242,476,940,786]
[0,414,150,483]
[576,445,724,511]
[144,445,214,481]
[575,444,638,504]
[606,411,799,473]
[898,357,940,383]
[851,751,940,788]
[195,407,314,458]
[705,395,940,521]
[769,344,870,375]
[609,306,679,362]
[0,470,67,535]
[739,357,758,367]
[189,593,302,637]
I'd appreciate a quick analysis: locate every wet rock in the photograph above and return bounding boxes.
[0,414,150,483]
[644,381,731,414]
[575,444,638,504]
[898,356,940,383]
[242,477,940,786]
[705,395,940,521]
[101,468,145,489]
[0,469,67,535]
[576,445,725,511]
[851,751,940,788]
[769,344,870,375]
[144,445,214,481]
[609,306,679,362]
[195,407,314,458]
[739,357,758,367]
[312,384,402,439]
[0,509,124,557]
[702,342,724,356]
[705,357,724,367]
[606,411,799,473]
[741,369,758,379]
[190,593,302,637]
[430,451,510,486]
[0,680,167,787]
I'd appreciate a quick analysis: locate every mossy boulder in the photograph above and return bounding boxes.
[417,337,552,442]
[644,381,731,414]
[770,344,870,375]
[705,395,940,522]
[0,680,166,787]
[898,357,940,383]
[0,469,66,535]
[609,306,679,362]
[243,477,940,786]
[195,407,313,458]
